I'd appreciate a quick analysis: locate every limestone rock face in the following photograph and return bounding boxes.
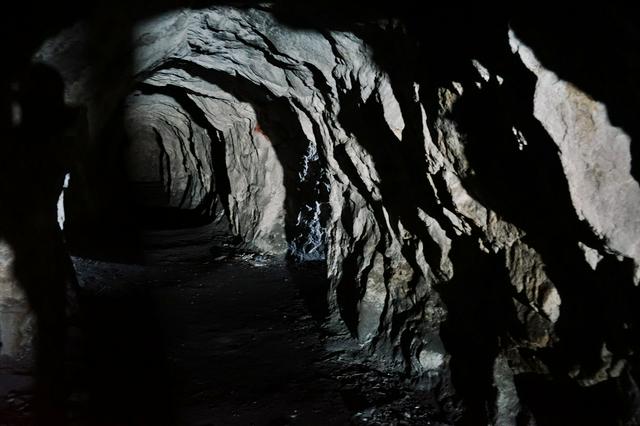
[33,6,640,424]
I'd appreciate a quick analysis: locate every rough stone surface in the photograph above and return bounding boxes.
[0,240,32,358]
[28,6,640,424]
[510,29,640,283]
[124,92,214,211]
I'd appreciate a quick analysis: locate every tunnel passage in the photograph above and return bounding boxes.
[2,3,640,426]
[62,47,332,264]
[121,69,330,260]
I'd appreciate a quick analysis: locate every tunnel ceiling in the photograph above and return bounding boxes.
[3,3,639,424]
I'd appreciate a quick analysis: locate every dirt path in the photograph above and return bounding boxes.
[1,225,449,425]
[67,226,351,426]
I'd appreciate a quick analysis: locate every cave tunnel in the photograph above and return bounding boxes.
[1,2,640,425]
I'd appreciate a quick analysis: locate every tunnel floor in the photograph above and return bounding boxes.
[0,225,447,425]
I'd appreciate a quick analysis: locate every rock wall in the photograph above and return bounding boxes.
[30,5,640,424]
[124,91,215,212]
[0,240,32,358]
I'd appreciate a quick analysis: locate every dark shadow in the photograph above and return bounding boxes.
[515,368,640,426]
[437,236,522,425]
[63,103,145,263]
[509,6,640,184]
[0,63,80,424]
[62,3,144,263]
[458,35,630,372]
[420,21,640,423]
[287,260,330,322]
[75,284,175,426]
